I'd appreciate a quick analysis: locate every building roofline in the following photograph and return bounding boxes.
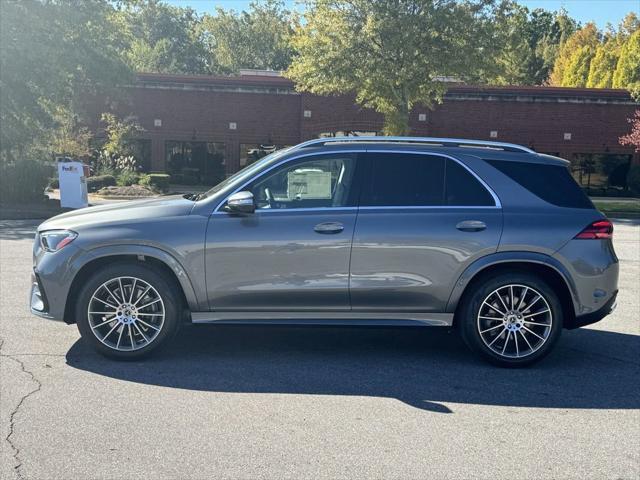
[134,72,636,102]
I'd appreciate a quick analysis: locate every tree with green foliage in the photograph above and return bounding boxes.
[49,109,94,159]
[491,3,535,85]
[613,29,640,96]
[201,0,296,73]
[117,0,209,74]
[492,4,578,86]
[531,8,578,84]
[550,23,600,87]
[0,0,132,163]
[286,0,498,135]
[587,38,620,88]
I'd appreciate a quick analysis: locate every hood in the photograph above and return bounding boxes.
[39,195,195,232]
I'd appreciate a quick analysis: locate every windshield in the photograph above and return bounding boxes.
[197,147,293,200]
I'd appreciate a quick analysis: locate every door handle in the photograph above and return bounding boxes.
[314,222,344,234]
[456,220,487,232]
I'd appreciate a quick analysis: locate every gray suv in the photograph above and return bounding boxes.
[30,137,619,366]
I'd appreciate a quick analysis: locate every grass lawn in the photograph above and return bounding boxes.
[592,199,640,217]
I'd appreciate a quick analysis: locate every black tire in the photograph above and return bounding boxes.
[459,271,563,367]
[75,263,181,360]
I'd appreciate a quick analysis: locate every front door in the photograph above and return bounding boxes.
[205,152,360,311]
[350,151,503,312]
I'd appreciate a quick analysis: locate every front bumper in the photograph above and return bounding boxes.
[566,290,618,329]
[29,272,60,321]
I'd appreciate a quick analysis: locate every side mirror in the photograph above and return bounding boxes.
[224,191,255,214]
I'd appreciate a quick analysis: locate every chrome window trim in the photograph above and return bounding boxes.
[211,205,498,216]
[358,205,500,211]
[212,148,502,214]
[212,207,359,216]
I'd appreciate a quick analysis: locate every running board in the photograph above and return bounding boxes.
[190,311,453,327]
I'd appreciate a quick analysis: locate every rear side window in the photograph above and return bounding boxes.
[487,159,593,209]
[360,152,495,207]
[361,153,445,206]
[445,160,495,206]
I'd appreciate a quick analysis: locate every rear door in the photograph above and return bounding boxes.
[349,151,503,312]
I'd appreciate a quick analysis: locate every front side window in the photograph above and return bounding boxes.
[246,154,357,210]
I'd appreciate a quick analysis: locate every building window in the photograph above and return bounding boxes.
[571,153,633,191]
[240,143,276,168]
[166,141,226,185]
[126,139,152,172]
[318,131,380,137]
[239,143,292,170]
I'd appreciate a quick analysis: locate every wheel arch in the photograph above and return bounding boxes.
[447,253,578,329]
[63,245,200,324]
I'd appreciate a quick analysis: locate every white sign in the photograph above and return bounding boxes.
[287,170,332,199]
[58,161,88,209]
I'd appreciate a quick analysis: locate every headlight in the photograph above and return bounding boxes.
[39,230,77,252]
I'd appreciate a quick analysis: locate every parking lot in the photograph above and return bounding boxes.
[1,218,638,480]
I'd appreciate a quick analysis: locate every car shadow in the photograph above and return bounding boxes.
[66,325,640,413]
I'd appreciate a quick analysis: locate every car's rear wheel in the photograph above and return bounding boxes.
[75,263,180,359]
[459,272,563,367]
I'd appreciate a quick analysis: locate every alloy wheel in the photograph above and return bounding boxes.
[477,284,553,359]
[87,276,165,351]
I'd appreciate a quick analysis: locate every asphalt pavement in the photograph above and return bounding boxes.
[1,218,638,480]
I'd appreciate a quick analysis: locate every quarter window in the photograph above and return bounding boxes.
[487,159,593,209]
[246,154,358,210]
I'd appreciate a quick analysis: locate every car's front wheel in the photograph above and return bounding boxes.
[459,272,563,367]
[75,263,180,359]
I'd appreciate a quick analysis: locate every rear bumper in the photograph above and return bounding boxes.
[566,290,618,329]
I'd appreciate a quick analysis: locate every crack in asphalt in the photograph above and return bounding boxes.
[0,338,43,480]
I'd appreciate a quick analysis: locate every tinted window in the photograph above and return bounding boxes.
[361,153,445,206]
[246,154,357,209]
[487,159,593,209]
[445,160,495,206]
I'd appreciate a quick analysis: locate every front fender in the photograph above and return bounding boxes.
[445,251,579,314]
[70,244,203,312]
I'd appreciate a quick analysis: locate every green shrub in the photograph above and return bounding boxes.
[0,160,51,204]
[627,164,640,195]
[86,174,116,192]
[116,171,140,186]
[48,177,60,189]
[140,173,170,192]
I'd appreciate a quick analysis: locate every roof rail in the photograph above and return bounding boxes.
[294,136,535,154]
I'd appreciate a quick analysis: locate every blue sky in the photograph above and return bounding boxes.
[167,0,639,29]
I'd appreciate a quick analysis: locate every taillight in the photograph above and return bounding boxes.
[574,220,613,239]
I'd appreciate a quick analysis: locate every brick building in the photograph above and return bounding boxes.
[87,71,640,188]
